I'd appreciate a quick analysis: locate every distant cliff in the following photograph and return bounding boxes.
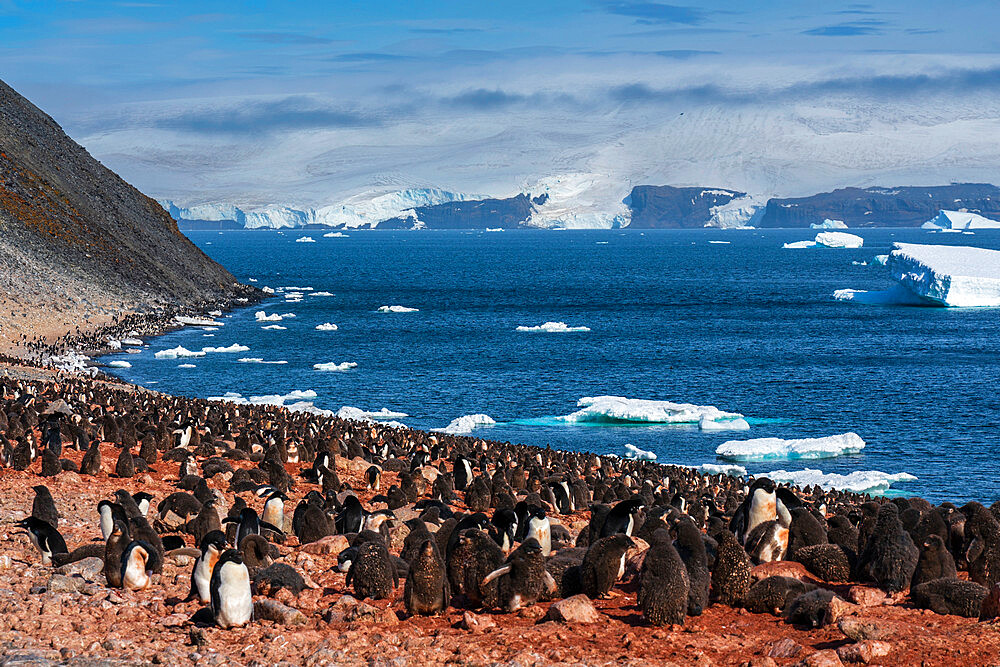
[626,186,749,228]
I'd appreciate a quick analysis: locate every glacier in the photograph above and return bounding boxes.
[705,194,765,229]
[557,396,744,426]
[715,432,866,461]
[766,469,917,495]
[922,209,1000,230]
[521,173,631,229]
[834,243,1000,307]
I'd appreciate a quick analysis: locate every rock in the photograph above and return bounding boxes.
[746,659,778,667]
[751,561,818,584]
[516,605,547,621]
[418,465,439,483]
[301,535,350,556]
[837,641,892,664]
[0,650,60,666]
[323,595,396,625]
[980,583,1000,620]
[162,613,188,628]
[462,611,495,634]
[545,595,601,623]
[59,472,82,485]
[45,575,84,594]
[846,586,886,607]
[824,596,857,625]
[793,650,843,667]
[55,557,103,581]
[349,457,372,474]
[254,599,307,626]
[768,638,802,659]
[837,617,890,642]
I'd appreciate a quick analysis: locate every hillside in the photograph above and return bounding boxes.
[0,78,252,354]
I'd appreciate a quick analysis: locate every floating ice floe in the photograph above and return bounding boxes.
[834,243,1000,307]
[255,311,284,322]
[485,228,504,232]
[108,360,132,368]
[178,364,196,368]
[623,444,656,460]
[155,346,206,359]
[337,406,409,421]
[315,323,339,331]
[262,286,275,294]
[872,254,888,266]
[783,232,863,249]
[44,351,96,376]
[766,469,917,495]
[311,291,333,297]
[121,338,143,346]
[378,305,419,313]
[248,278,258,282]
[175,316,222,327]
[810,219,848,229]
[557,396,744,426]
[202,344,250,354]
[922,210,1000,230]
[693,463,747,477]
[262,325,287,330]
[238,358,288,364]
[295,236,316,243]
[699,415,750,431]
[716,432,865,461]
[323,232,349,238]
[516,321,591,333]
[313,361,358,372]
[107,339,122,350]
[435,414,496,435]
[708,240,731,244]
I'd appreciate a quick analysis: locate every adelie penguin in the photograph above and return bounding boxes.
[189,531,229,604]
[580,534,635,598]
[16,517,67,565]
[639,529,690,626]
[103,520,130,588]
[346,541,397,600]
[97,500,128,540]
[730,478,778,545]
[525,506,552,556]
[600,498,643,538]
[120,540,159,590]
[223,508,283,547]
[711,530,752,607]
[336,495,367,535]
[364,465,381,492]
[481,538,557,612]
[404,539,450,616]
[261,491,287,533]
[211,549,254,628]
[31,485,59,528]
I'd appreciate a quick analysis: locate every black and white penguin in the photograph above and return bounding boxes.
[16,517,67,565]
[639,529,690,626]
[453,456,475,491]
[261,491,287,533]
[132,492,153,517]
[744,498,792,564]
[210,549,253,628]
[31,485,59,529]
[730,478,777,545]
[189,530,229,603]
[580,534,635,598]
[335,495,367,535]
[97,500,128,540]
[404,539,450,616]
[490,509,518,552]
[365,465,381,492]
[549,480,574,515]
[525,506,552,556]
[120,540,159,590]
[481,538,557,612]
[600,498,643,538]
[223,508,282,547]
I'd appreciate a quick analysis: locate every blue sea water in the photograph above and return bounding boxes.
[100,228,1000,503]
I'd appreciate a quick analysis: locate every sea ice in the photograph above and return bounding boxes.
[716,432,865,461]
[378,305,419,313]
[178,364,197,368]
[313,361,358,372]
[262,325,287,330]
[255,311,283,321]
[323,232,349,237]
[435,414,496,435]
[315,323,339,331]
[766,469,917,494]
[202,344,250,353]
[783,240,816,249]
[783,231,863,249]
[295,236,316,243]
[557,396,743,425]
[623,444,657,460]
[174,316,221,327]
[516,321,591,333]
[238,358,288,364]
[699,416,751,431]
[694,463,747,477]
[336,406,409,422]
[108,360,132,368]
[154,346,206,359]
[311,291,333,297]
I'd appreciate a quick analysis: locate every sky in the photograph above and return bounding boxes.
[3,1,1000,211]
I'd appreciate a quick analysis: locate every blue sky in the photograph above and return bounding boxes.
[3,1,1000,209]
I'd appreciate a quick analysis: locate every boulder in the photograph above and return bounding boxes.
[301,534,350,555]
[253,599,307,626]
[545,595,602,623]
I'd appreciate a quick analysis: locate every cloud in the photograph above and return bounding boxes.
[409,27,485,35]
[237,32,340,45]
[328,52,412,62]
[152,95,378,134]
[600,1,708,25]
[803,19,887,36]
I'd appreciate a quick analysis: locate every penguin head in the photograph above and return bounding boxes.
[750,478,776,495]
[518,538,543,557]
[200,530,229,554]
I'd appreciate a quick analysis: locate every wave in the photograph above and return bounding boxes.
[515,321,591,333]
[554,396,744,426]
[313,361,358,372]
[238,358,288,364]
[435,414,496,435]
[766,468,917,495]
[378,305,419,313]
[716,432,865,461]
[154,346,206,359]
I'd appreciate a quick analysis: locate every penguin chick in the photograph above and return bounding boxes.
[31,485,59,528]
[103,520,130,588]
[793,543,855,582]
[673,516,711,616]
[346,541,397,600]
[459,529,505,608]
[744,576,816,615]
[481,538,556,612]
[912,534,957,588]
[711,530,752,607]
[404,539,450,616]
[211,549,254,628]
[911,578,988,618]
[638,529,690,626]
[580,534,635,598]
[858,504,919,593]
[784,589,838,628]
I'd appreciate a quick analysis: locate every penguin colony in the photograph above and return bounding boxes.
[3,373,1000,646]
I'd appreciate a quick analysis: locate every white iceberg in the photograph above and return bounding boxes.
[262,286,275,294]
[766,469,917,495]
[255,311,283,322]
[623,443,656,460]
[378,305,419,313]
[155,346,206,359]
[174,316,222,327]
[336,406,409,422]
[323,232,349,238]
[699,416,750,431]
[311,291,333,297]
[262,325,286,330]
[811,219,849,229]
[872,254,889,266]
[782,240,817,249]
[922,210,1000,230]
[835,243,1000,307]
[202,344,250,353]
[558,396,743,425]
[694,463,747,477]
[516,321,591,333]
[783,231,863,249]
[716,432,865,461]
[315,323,339,331]
[178,363,197,368]
[313,361,358,372]
[238,358,288,364]
[295,236,316,243]
[108,360,132,368]
[121,338,143,346]
[435,413,496,435]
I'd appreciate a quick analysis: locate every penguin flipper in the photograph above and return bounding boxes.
[259,521,284,536]
[481,564,511,587]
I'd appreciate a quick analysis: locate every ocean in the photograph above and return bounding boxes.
[99,228,1000,503]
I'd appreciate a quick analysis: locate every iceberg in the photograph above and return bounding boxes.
[174,316,222,327]
[255,311,283,322]
[315,323,339,331]
[154,346,206,359]
[872,254,889,266]
[766,469,917,495]
[378,305,419,313]
[922,210,1000,230]
[623,443,657,460]
[694,463,747,477]
[699,416,750,431]
[238,358,288,364]
[435,414,496,435]
[783,231,863,249]
[313,361,358,372]
[782,240,817,249]
[557,396,743,425]
[810,219,848,229]
[336,406,409,421]
[202,344,250,353]
[516,321,591,333]
[108,360,132,368]
[261,325,286,330]
[835,243,1000,307]
[323,232,348,238]
[716,432,865,461]
[295,236,316,243]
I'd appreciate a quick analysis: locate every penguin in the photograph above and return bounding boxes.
[346,541,397,600]
[673,516,711,616]
[335,495,367,535]
[911,578,989,618]
[490,509,518,552]
[793,543,854,582]
[453,456,474,491]
[785,589,838,628]
[115,445,135,478]
[745,576,816,615]
[711,530,752,607]
[454,528,505,608]
[239,534,274,574]
[549,480,574,515]
[188,498,224,546]
[481,538,557,612]
[223,508,282,547]
[912,534,957,588]
[294,499,333,545]
[132,491,153,517]
[638,528,690,626]
[744,498,792,564]
[731,478,777,545]
[365,465,381,492]
[120,540,159,590]
[857,503,918,593]
[103,520,130,588]
[31,485,59,529]
[261,491,287,533]
[79,438,102,476]
[16,517,67,565]
[253,563,305,597]
[404,539,450,616]
[211,549,254,628]
[580,534,635,598]
[97,500,128,540]
[189,531,229,604]
[600,498,643,538]
[525,506,552,556]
